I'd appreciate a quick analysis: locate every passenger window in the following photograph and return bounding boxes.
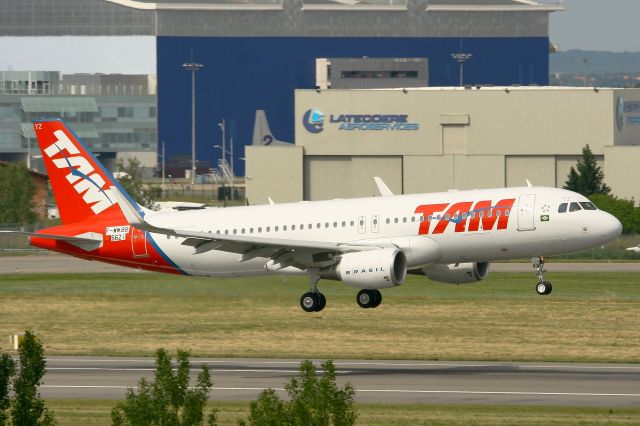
[342,221,346,227]
[558,203,568,213]
[242,228,246,234]
[317,223,321,229]
[333,222,338,228]
[403,217,407,223]
[266,227,270,232]
[444,214,450,221]
[325,223,329,228]
[275,226,279,232]
[386,218,390,224]
[233,229,237,235]
[470,212,476,218]
[411,216,415,222]
[394,218,398,223]
[580,202,597,210]
[283,225,288,231]
[292,225,296,231]
[569,202,582,212]
[496,210,501,217]
[350,220,355,226]
[225,230,229,235]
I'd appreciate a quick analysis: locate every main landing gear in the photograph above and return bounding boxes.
[532,256,553,296]
[300,270,326,312]
[356,289,382,309]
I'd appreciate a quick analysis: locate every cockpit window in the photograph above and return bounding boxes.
[580,202,597,210]
[569,202,582,212]
[558,203,568,213]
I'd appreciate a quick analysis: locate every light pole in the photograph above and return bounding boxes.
[582,57,590,87]
[182,54,203,184]
[217,118,226,165]
[451,52,472,87]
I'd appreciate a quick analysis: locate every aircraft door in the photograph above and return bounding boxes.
[517,194,536,231]
[131,228,149,257]
[372,215,380,233]
[358,216,366,234]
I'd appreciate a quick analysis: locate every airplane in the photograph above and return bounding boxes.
[2,120,622,312]
[252,110,292,147]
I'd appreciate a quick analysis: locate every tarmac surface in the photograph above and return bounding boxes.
[2,254,640,274]
[39,357,640,407]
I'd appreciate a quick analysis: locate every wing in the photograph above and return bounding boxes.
[110,187,391,270]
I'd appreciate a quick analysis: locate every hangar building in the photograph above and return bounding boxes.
[245,87,640,203]
[0,0,563,176]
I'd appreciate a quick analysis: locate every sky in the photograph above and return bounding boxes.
[550,0,640,52]
[0,0,638,74]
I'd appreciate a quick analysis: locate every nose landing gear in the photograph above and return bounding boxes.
[532,256,553,295]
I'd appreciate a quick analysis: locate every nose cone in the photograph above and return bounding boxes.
[600,212,623,242]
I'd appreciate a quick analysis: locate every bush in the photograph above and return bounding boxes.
[111,348,217,426]
[241,360,357,426]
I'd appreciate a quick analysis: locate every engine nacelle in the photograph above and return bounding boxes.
[420,262,490,284]
[320,248,407,289]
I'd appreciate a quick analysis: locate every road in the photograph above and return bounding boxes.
[39,357,640,407]
[2,254,640,274]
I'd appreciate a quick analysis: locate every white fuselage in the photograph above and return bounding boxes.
[145,186,622,277]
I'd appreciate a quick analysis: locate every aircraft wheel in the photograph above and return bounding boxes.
[357,289,373,309]
[370,290,382,308]
[536,281,551,296]
[300,292,319,312]
[315,293,326,312]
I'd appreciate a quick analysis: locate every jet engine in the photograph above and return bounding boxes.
[320,248,407,289]
[417,262,490,284]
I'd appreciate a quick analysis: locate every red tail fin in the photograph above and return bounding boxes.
[34,119,120,224]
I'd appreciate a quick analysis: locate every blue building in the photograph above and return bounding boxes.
[0,0,564,176]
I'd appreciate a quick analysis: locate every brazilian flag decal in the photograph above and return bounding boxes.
[540,215,550,222]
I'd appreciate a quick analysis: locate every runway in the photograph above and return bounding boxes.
[2,254,640,274]
[40,357,640,407]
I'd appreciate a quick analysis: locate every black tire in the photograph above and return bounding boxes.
[536,282,549,296]
[300,292,318,312]
[315,293,326,312]
[356,289,372,308]
[370,290,382,308]
[543,281,553,295]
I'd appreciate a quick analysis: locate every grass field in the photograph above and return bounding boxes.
[45,400,640,426]
[1,271,639,362]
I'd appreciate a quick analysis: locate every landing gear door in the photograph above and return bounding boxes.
[517,194,536,231]
[132,228,149,257]
[358,216,366,234]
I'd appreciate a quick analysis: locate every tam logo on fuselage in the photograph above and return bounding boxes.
[415,199,516,235]
[44,130,115,215]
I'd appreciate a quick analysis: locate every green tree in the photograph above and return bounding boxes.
[0,162,36,224]
[241,360,357,426]
[0,354,16,426]
[563,144,611,196]
[10,330,56,425]
[111,348,217,426]
[116,157,159,210]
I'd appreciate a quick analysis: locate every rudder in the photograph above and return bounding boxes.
[34,119,121,224]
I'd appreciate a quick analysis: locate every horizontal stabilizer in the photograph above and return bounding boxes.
[0,230,103,251]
